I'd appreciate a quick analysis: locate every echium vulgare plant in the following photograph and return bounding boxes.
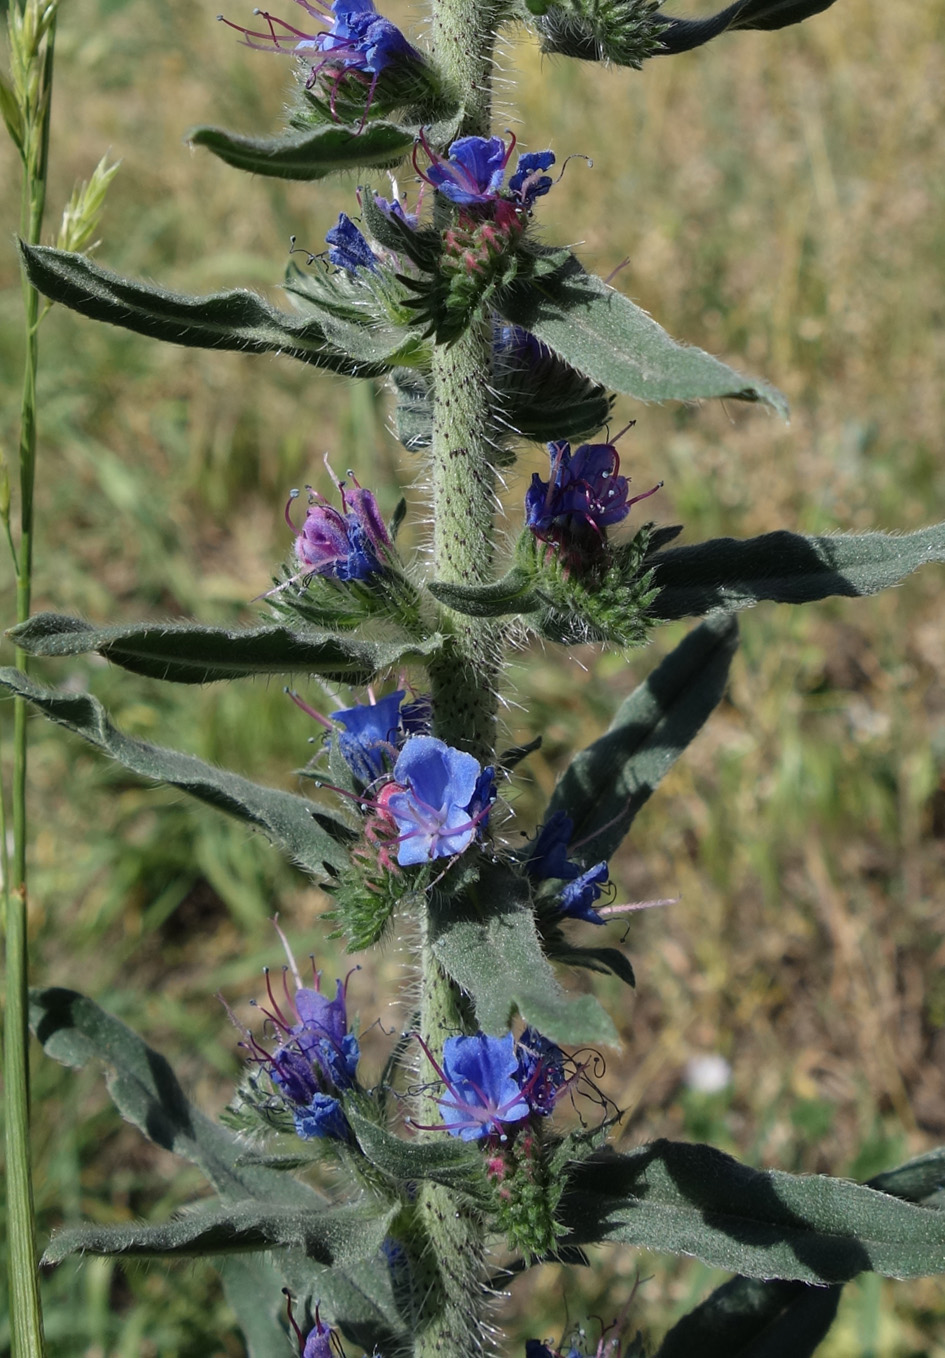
[7,0,945,1353]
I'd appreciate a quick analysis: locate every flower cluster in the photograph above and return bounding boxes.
[525,810,610,925]
[242,957,360,1143]
[313,691,496,868]
[430,1028,568,1141]
[221,0,425,122]
[286,473,392,583]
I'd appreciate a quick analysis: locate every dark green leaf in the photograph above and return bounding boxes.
[43,1200,395,1266]
[547,944,636,988]
[188,121,414,181]
[30,986,405,1350]
[649,523,945,620]
[427,568,541,618]
[10,612,443,684]
[868,1148,945,1208]
[658,0,838,55]
[18,243,390,377]
[654,1276,842,1358]
[2,671,351,879]
[546,612,738,865]
[29,986,317,1204]
[498,252,787,412]
[561,1140,945,1282]
[346,1109,485,1193]
[430,864,617,1046]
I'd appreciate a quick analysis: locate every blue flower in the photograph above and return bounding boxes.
[559,862,610,925]
[301,1311,335,1358]
[325,212,378,273]
[386,736,495,866]
[287,474,391,583]
[507,150,556,209]
[417,132,556,212]
[525,810,609,925]
[331,689,406,783]
[293,1092,351,1143]
[438,1032,531,1140]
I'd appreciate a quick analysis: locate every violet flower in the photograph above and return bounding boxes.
[287,474,391,583]
[247,963,359,1143]
[525,438,660,568]
[220,0,423,122]
[325,212,378,273]
[331,689,406,784]
[386,736,496,867]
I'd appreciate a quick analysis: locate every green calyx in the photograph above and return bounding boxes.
[534,0,669,67]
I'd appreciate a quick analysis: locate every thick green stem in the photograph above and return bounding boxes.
[410,4,505,1355]
[4,5,57,1355]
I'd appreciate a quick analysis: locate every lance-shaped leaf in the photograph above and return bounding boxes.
[654,1276,842,1358]
[30,986,320,1204]
[18,243,390,377]
[31,986,405,1348]
[560,1140,945,1282]
[868,1148,945,1207]
[648,522,945,620]
[10,613,444,685]
[346,1108,485,1194]
[429,864,617,1046]
[545,612,738,866]
[1,671,352,878]
[657,0,839,55]
[188,121,414,181]
[498,252,787,413]
[427,567,541,618]
[44,1200,395,1266]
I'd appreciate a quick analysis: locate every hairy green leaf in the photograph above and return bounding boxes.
[430,864,617,1046]
[648,523,945,620]
[188,121,414,180]
[1,670,351,878]
[546,612,738,865]
[29,986,316,1204]
[654,1276,842,1358]
[561,1140,945,1282]
[347,1109,485,1193]
[498,252,787,412]
[43,1200,395,1265]
[868,1148,945,1208]
[19,243,390,377]
[10,612,444,684]
[427,568,541,618]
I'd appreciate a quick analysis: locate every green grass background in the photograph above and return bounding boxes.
[1,0,944,1352]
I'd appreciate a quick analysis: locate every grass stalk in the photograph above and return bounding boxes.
[3,1,58,1353]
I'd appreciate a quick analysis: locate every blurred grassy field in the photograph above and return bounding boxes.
[2,0,945,1352]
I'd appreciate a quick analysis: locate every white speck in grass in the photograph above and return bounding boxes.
[684,1053,732,1095]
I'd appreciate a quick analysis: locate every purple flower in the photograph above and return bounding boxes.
[516,1026,567,1117]
[247,962,359,1143]
[287,474,391,583]
[220,0,423,121]
[386,736,495,866]
[525,810,609,925]
[325,212,377,273]
[331,689,406,784]
[437,1032,532,1140]
[526,440,630,542]
[525,438,661,567]
[373,184,420,229]
[416,132,556,212]
[301,1312,335,1358]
